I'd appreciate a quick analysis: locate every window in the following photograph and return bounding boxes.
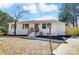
[23,24,29,29]
[11,24,14,29]
[42,23,46,29]
[25,24,29,29]
[42,23,51,29]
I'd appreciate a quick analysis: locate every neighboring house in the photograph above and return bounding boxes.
[7,20,65,36]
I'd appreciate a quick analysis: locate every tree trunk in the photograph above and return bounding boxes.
[76,19,78,35]
[14,21,17,35]
[76,19,78,27]
[66,21,68,35]
[49,26,53,54]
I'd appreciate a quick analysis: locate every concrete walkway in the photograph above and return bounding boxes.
[53,36,79,55]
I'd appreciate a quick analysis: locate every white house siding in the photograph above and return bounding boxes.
[38,22,65,36]
[7,23,14,35]
[38,23,59,36]
[16,23,35,35]
[16,23,28,35]
[29,23,34,28]
[8,23,36,35]
[7,21,66,36]
[39,23,49,35]
[51,23,58,36]
[56,23,65,35]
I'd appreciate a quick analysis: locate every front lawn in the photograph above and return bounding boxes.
[0,36,60,55]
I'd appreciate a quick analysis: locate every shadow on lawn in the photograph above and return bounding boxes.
[6,35,71,43]
[22,35,71,43]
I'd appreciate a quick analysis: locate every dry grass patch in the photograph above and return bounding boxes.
[0,36,60,55]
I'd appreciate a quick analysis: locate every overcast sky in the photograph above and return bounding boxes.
[0,3,61,21]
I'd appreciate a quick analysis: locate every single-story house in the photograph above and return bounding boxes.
[7,19,65,36]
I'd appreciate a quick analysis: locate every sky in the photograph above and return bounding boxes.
[0,3,61,21]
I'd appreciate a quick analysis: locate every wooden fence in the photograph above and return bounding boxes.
[66,27,79,36]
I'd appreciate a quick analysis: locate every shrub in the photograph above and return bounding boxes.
[0,27,8,34]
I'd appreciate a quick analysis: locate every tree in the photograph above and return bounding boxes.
[13,6,29,35]
[59,3,79,27]
[0,11,14,33]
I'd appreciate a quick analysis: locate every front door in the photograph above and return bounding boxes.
[35,24,39,32]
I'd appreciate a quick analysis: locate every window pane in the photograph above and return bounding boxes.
[25,24,29,29]
[23,24,29,29]
[42,23,46,29]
